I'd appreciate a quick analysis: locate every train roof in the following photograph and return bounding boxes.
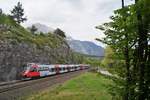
[26,63,89,68]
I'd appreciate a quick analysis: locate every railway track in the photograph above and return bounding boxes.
[0,80,22,87]
[0,78,32,87]
[0,69,88,100]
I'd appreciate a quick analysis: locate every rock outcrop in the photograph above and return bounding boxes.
[0,14,75,81]
[0,39,72,81]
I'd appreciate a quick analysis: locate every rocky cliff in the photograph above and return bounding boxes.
[0,14,75,81]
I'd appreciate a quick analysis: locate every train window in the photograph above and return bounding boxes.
[34,68,37,72]
[63,67,66,70]
[27,63,34,68]
[30,67,33,72]
[51,68,55,72]
[30,67,37,72]
[38,67,49,71]
[23,66,30,71]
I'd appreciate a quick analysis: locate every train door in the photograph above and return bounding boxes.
[67,65,70,72]
[50,67,56,75]
[55,65,60,74]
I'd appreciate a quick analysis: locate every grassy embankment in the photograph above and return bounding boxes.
[0,14,63,48]
[25,72,114,100]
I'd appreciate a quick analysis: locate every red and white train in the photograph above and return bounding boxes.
[21,63,89,78]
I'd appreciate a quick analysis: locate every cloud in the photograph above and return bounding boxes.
[0,0,133,46]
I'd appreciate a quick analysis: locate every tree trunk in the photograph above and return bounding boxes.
[124,47,131,100]
[135,0,149,99]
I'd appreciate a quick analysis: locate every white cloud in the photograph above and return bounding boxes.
[0,0,134,46]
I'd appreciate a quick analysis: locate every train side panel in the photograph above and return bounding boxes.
[38,65,55,77]
[21,63,89,78]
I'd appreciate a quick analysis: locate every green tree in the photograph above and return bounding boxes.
[29,25,37,34]
[134,0,150,99]
[11,2,27,24]
[54,28,66,38]
[96,1,142,100]
[101,46,115,67]
[96,0,150,99]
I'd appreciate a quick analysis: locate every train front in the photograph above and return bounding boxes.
[21,63,40,78]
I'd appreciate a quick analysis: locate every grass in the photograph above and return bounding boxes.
[24,72,114,100]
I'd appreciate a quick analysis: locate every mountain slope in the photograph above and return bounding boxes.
[67,39,104,56]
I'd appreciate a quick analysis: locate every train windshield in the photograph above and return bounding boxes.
[23,66,30,71]
[22,63,33,71]
[27,63,38,72]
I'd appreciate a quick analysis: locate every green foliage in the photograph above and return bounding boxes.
[54,28,66,38]
[83,58,101,67]
[101,46,126,77]
[70,52,102,67]
[96,6,137,53]
[101,46,115,67]
[96,5,138,99]
[96,0,150,99]
[0,14,65,49]
[0,14,17,26]
[10,2,27,24]
[29,25,37,34]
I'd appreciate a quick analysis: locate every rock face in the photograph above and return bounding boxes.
[0,14,79,82]
[67,39,104,56]
[0,40,72,81]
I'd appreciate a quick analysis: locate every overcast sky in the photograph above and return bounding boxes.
[0,0,133,46]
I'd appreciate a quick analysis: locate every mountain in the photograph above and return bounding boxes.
[31,23,54,33]
[28,23,104,56]
[67,39,104,56]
